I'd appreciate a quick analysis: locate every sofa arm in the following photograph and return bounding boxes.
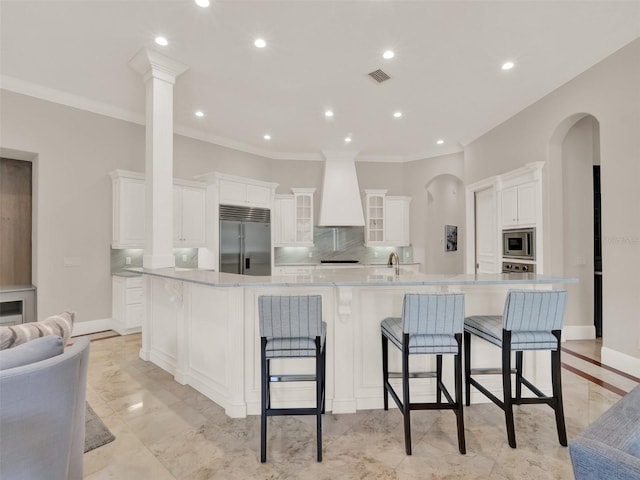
[570,436,640,480]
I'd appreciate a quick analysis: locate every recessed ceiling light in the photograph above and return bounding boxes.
[263,134,271,140]
[437,139,444,145]
[325,110,334,118]
[195,0,210,7]
[393,111,402,118]
[345,137,352,143]
[501,61,515,71]
[383,50,395,59]
[195,111,204,117]
[155,36,168,46]
[254,38,267,48]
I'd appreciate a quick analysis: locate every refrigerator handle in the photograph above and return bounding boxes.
[239,223,245,274]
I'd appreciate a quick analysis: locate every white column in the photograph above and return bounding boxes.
[129,48,188,268]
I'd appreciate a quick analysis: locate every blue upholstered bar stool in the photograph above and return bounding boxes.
[381,293,466,455]
[464,289,568,448]
[258,295,327,462]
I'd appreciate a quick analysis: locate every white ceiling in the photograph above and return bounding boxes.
[1,0,639,162]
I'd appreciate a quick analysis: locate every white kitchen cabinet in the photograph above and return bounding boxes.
[110,171,145,249]
[273,195,296,245]
[384,196,411,246]
[112,275,144,335]
[173,183,206,247]
[110,171,207,248]
[501,181,536,227]
[219,178,271,208]
[273,188,315,246]
[364,190,411,246]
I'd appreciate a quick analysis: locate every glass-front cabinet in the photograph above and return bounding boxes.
[365,190,386,244]
[293,188,315,245]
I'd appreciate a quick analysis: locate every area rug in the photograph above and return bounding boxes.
[84,402,115,453]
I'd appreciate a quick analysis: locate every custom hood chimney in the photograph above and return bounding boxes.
[317,151,365,226]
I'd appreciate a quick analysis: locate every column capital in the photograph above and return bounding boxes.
[128,47,188,84]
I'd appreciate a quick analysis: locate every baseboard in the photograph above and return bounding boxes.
[563,325,596,341]
[601,347,640,377]
[72,318,114,337]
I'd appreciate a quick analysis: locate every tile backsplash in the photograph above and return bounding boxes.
[111,248,198,273]
[274,227,413,265]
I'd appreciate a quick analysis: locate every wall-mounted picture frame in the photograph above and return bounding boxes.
[445,225,458,252]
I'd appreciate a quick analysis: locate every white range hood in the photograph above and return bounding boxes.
[317,151,365,226]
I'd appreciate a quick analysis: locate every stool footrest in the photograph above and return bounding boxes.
[388,371,437,379]
[469,378,505,409]
[269,374,316,382]
[470,367,516,375]
[266,407,319,416]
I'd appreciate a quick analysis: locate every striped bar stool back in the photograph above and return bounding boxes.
[381,293,466,455]
[464,289,568,448]
[258,295,327,462]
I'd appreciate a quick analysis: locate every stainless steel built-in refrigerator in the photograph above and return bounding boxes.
[219,205,271,276]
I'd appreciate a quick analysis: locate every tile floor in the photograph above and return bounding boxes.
[82,334,637,479]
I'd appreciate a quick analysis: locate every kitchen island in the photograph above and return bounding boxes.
[138,266,576,418]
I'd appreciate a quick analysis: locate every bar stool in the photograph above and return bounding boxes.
[258,295,326,462]
[381,293,466,455]
[464,289,568,448]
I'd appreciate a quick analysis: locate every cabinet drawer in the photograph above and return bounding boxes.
[127,276,143,288]
[126,287,143,305]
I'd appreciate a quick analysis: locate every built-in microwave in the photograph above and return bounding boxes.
[502,228,535,260]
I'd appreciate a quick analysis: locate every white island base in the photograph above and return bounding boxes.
[139,267,575,418]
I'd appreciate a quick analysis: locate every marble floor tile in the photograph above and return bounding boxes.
[83,334,637,479]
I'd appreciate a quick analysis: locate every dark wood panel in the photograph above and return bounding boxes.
[0,158,32,286]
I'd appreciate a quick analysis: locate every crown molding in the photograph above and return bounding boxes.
[1,75,145,126]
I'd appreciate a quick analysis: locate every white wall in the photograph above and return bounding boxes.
[403,153,466,272]
[424,175,466,274]
[561,116,597,329]
[0,91,144,324]
[464,38,640,367]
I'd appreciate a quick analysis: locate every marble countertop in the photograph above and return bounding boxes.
[112,270,143,278]
[130,266,577,288]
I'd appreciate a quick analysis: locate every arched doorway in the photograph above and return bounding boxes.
[547,113,601,339]
[423,174,465,274]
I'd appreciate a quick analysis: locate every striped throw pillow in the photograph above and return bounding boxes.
[0,312,74,350]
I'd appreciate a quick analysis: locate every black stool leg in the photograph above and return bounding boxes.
[551,331,567,446]
[315,337,323,462]
[502,330,516,448]
[436,354,443,404]
[321,342,327,414]
[402,334,412,455]
[382,334,389,411]
[515,351,523,402]
[454,333,466,454]
[464,331,471,406]
[260,338,268,463]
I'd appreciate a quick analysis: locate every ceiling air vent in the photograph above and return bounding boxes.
[368,69,390,84]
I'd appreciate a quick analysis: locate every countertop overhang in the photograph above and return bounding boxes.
[130,267,577,288]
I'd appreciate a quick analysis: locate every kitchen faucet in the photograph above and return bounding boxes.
[387,252,400,275]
